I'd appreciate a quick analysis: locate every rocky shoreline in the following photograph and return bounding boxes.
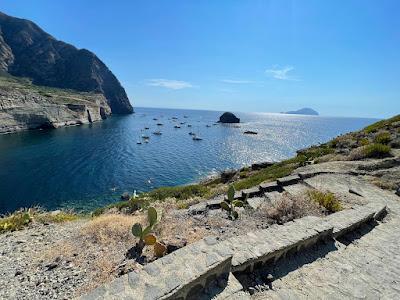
[0,75,112,134]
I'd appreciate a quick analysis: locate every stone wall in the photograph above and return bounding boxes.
[79,203,386,300]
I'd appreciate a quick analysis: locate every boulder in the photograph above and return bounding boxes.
[221,169,238,183]
[251,161,274,170]
[121,192,130,201]
[218,112,240,123]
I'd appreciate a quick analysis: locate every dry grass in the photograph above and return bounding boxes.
[79,214,140,244]
[314,153,347,163]
[41,214,144,294]
[263,192,322,224]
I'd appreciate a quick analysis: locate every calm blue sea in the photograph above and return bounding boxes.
[0,107,377,214]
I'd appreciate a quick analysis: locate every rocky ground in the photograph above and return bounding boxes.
[0,194,324,299]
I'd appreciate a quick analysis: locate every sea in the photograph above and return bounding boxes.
[0,107,377,214]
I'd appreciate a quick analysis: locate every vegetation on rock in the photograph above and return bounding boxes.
[220,185,244,219]
[307,190,342,213]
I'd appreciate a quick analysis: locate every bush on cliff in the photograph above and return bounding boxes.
[374,131,391,144]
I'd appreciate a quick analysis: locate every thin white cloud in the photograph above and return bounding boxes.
[218,88,234,93]
[147,79,193,90]
[221,79,253,84]
[265,66,299,81]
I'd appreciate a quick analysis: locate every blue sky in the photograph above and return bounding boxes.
[2,0,399,118]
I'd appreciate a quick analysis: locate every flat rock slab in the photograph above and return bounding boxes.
[283,183,311,196]
[276,175,300,186]
[247,197,265,210]
[188,202,207,215]
[241,187,262,198]
[206,199,223,209]
[259,182,281,193]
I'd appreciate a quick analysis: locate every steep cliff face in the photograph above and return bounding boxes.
[0,75,111,134]
[0,11,133,114]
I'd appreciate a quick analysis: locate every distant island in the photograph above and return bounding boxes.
[283,108,319,116]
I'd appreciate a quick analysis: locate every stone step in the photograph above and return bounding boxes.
[241,186,262,198]
[212,273,250,300]
[325,205,386,238]
[79,237,233,300]
[259,182,281,193]
[276,175,301,186]
[222,216,334,273]
[80,204,387,300]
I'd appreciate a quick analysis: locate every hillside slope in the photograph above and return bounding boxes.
[0,11,132,114]
[0,74,111,133]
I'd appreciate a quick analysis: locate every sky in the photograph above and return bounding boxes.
[1,0,399,118]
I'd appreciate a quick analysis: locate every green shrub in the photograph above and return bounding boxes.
[363,115,400,133]
[0,211,31,233]
[233,161,295,191]
[307,190,342,213]
[146,184,208,201]
[362,143,391,158]
[35,211,78,223]
[374,132,391,144]
[359,138,370,146]
[220,185,244,220]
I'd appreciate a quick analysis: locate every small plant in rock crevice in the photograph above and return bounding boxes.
[130,207,167,258]
[221,185,244,220]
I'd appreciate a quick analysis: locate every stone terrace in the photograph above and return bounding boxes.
[80,159,400,300]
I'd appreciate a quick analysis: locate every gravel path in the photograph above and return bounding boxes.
[0,220,88,300]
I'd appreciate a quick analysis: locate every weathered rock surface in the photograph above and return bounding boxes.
[218,112,240,123]
[0,76,111,133]
[0,11,132,118]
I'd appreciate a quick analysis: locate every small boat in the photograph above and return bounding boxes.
[153,118,158,121]
[188,132,196,135]
[153,131,162,135]
[174,125,181,129]
[192,135,203,141]
[187,124,192,127]
[144,139,149,143]
[180,122,186,125]
[157,123,163,126]
[137,141,142,144]
[243,130,258,135]
[142,135,150,139]
[172,117,178,120]
[144,127,150,130]
[206,125,211,127]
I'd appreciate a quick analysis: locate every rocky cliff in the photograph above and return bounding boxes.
[0,74,111,133]
[0,11,133,115]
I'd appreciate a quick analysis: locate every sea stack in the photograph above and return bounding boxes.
[218,112,240,123]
